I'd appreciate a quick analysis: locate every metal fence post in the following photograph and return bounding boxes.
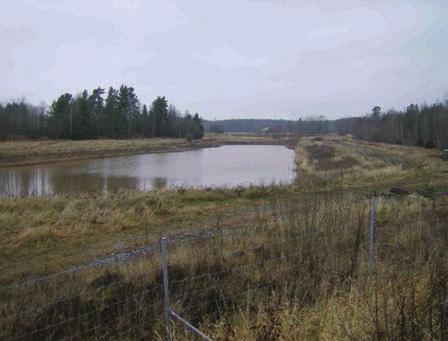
[369,194,377,273]
[170,310,213,341]
[161,237,171,341]
[160,236,213,340]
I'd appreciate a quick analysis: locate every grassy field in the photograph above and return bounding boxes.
[1,134,447,340]
[0,133,296,167]
[295,135,447,191]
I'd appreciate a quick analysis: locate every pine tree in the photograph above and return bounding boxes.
[149,96,168,137]
[78,90,92,139]
[104,87,118,138]
[126,87,140,137]
[181,111,194,141]
[167,104,179,137]
[141,104,149,137]
[193,113,204,139]
[89,87,105,137]
[117,86,140,138]
[48,93,72,139]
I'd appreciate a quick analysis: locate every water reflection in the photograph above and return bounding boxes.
[0,145,295,198]
[151,177,168,190]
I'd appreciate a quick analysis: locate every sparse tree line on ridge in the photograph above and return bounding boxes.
[0,85,204,141]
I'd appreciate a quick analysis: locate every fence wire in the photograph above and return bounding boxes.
[3,188,446,292]
[2,190,447,340]
[5,287,160,341]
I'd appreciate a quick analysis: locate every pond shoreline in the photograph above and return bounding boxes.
[0,134,297,168]
[0,144,297,198]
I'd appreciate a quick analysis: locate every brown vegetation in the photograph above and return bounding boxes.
[0,133,296,168]
[1,193,447,340]
[304,144,359,171]
[1,135,448,340]
[295,135,447,191]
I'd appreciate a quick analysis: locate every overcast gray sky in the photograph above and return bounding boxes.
[1,0,447,119]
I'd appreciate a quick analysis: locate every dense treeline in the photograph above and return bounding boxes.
[205,101,448,150]
[3,91,447,149]
[0,101,47,140]
[203,119,293,133]
[204,117,330,135]
[203,117,356,135]
[0,86,204,141]
[351,103,448,149]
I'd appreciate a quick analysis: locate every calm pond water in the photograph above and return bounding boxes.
[0,145,295,198]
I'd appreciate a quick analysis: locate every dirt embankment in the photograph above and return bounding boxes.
[0,134,298,168]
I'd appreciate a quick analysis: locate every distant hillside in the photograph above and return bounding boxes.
[203,119,293,133]
[204,118,360,135]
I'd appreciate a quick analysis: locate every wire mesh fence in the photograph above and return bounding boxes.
[1,191,447,340]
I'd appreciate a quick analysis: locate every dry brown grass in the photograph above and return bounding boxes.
[1,135,448,339]
[2,193,447,340]
[303,144,359,171]
[305,144,336,159]
[0,133,295,167]
[0,186,295,284]
[295,134,448,191]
